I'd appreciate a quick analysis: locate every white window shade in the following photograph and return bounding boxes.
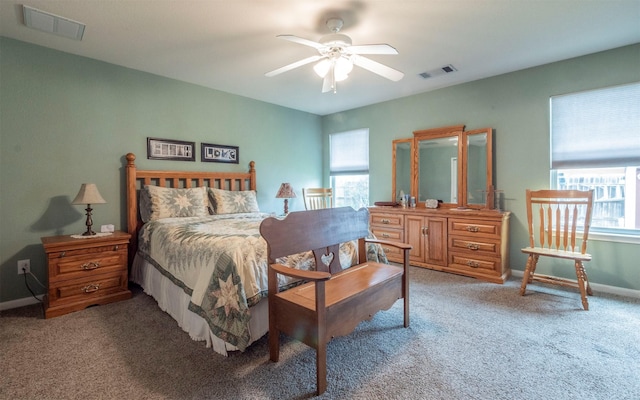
[551,82,640,169]
[330,129,369,174]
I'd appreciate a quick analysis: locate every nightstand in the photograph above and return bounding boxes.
[41,231,132,318]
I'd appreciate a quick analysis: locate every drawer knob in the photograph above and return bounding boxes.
[466,226,480,232]
[381,218,390,224]
[82,284,100,293]
[466,243,480,251]
[466,260,480,268]
[81,261,100,270]
[382,233,390,238]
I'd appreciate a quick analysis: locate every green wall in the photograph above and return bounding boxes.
[0,37,322,303]
[323,43,640,293]
[1,37,638,305]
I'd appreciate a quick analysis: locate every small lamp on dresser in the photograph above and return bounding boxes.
[275,183,296,215]
[72,183,106,236]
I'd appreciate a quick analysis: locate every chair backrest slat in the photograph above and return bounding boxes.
[303,188,334,210]
[525,189,594,254]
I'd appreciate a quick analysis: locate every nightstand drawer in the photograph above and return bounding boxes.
[48,248,127,282]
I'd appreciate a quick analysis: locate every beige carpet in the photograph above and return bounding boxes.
[1,267,639,399]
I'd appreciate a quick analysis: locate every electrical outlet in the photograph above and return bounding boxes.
[18,259,30,275]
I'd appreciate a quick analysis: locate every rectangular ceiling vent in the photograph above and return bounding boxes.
[419,64,458,80]
[23,5,85,40]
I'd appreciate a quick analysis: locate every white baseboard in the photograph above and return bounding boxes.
[0,295,44,312]
[511,270,640,299]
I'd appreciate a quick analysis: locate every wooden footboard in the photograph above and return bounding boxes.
[124,152,256,265]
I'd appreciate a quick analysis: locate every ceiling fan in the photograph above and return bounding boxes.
[265,18,404,93]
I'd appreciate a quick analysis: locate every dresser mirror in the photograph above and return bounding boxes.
[391,125,493,209]
[392,138,413,201]
[463,128,493,208]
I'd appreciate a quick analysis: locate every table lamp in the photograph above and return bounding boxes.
[72,183,106,236]
[275,183,296,215]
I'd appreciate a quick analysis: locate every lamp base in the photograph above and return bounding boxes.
[82,204,96,236]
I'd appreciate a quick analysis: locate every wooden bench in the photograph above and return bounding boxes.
[259,207,412,395]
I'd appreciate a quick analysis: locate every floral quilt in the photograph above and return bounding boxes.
[137,212,387,351]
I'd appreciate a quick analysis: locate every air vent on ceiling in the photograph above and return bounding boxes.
[23,5,85,40]
[418,64,457,79]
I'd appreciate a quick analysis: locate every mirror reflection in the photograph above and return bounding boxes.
[466,131,488,206]
[393,140,412,201]
[418,136,459,203]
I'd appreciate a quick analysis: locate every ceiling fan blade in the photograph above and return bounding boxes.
[265,55,323,77]
[353,55,404,81]
[277,35,325,50]
[348,44,398,55]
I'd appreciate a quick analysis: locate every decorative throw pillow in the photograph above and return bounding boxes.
[139,185,208,222]
[209,188,260,214]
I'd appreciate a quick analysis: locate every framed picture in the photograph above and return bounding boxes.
[201,143,239,164]
[147,137,196,161]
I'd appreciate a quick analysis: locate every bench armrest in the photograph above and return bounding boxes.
[270,263,332,281]
[365,238,412,251]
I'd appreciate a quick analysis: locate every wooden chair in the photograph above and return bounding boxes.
[260,207,411,395]
[302,187,333,210]
[520,189,595,310]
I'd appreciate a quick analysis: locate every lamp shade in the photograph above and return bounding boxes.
[72,183,106,205]
[275,183,296,199]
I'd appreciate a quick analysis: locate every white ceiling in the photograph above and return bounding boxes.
[1,1,639,116]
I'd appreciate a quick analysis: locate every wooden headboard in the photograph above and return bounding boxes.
[125,152,256,264]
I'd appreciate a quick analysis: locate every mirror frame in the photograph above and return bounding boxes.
[391,125,494,209]
[392,138,414,202]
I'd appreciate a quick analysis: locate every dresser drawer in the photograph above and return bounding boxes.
[448,236,501,257]
[47,246,128,282]
[372,227,403,242]
[370,212,403,229]
[449,218,501,238]
[449,253,500,273]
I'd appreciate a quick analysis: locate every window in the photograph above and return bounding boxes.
[550,82,640,237]
[330,129,369,209]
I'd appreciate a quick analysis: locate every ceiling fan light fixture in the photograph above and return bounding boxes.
[314,57,352,81]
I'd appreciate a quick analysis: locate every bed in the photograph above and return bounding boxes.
[124,153,386,356]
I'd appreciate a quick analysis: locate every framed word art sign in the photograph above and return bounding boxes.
[201,143,239,164]
[147,137,195,161]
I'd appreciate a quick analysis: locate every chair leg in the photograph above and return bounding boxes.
[316,341,327,395]
[583,267,593,296]
[520,254,538,295]
[574,260,590,311]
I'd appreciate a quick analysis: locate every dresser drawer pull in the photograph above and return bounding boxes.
[114,245,119,251]
[381,233,390,238]
[466,261,480,268]
[60,251,66,258]
[81,262,100,270]
[380,218,391,224]
[82,284,100,293]
[466,226,480,232]
[466,243,480,251]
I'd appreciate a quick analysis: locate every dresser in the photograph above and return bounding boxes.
[41,231,131,318]
[370,207,510,283]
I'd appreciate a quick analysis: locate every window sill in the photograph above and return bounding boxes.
[589,231,640,245]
